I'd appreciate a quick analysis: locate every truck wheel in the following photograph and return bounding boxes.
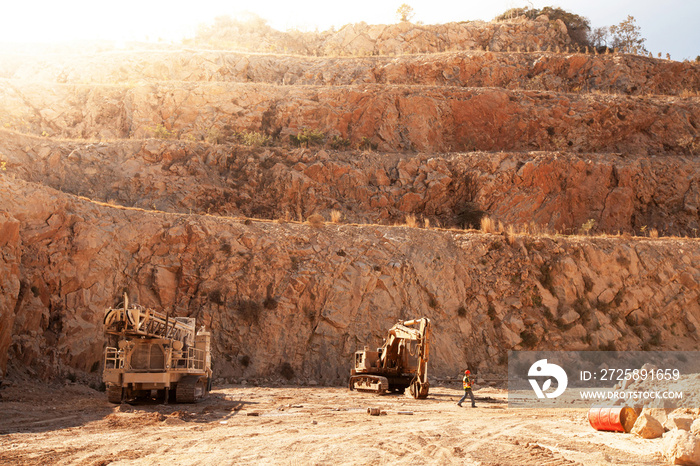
[107,385,123,404]
[176,375,207,403]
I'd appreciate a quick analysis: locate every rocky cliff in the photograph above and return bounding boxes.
[190,15,572,56]
[2,78,698,156]
[2,176,699,384]
[2,130,698,236]
[0,212,21,376]
[3,49,697,95]
[0,16,699,384]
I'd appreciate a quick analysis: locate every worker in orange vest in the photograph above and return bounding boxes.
[457,369,476,407]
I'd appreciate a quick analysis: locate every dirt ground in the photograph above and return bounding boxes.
[0,378,667,466]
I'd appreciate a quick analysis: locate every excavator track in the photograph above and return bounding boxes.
[175,375,207,403]
[349,375,389,395]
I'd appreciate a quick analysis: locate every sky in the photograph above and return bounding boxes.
[1,0,698,60]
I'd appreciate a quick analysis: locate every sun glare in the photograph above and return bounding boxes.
[1,1,373,46]
[0,1,697,60]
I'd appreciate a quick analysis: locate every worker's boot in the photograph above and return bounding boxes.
[457,402,462,407]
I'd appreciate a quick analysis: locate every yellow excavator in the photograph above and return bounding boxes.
[349,318,431,399]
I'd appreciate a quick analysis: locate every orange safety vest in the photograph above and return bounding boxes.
[463,375,472,389]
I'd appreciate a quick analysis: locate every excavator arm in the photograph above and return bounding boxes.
[401,318,431,399]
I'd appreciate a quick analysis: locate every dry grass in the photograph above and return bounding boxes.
[480,216,497,233]
[405,214,418,228]
[330,210,342,224]
[517,221,554,236]
[505,224,516,245]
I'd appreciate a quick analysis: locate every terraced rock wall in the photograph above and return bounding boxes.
[2,176,699,383]
[2,130,699,236]
[1,16,699,383]
[2,72,699,155]
[3,50,698,95]
[188,16,572,56]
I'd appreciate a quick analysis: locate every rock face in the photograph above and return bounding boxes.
[3,50,697,97]
[0,212,21,376]
[2,131,698,236]
[1,81,698,155]
[0,17,699,385]
[2,175,700,383]
[189,17,572,56]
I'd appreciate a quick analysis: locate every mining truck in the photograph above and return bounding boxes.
[349,318,431,399]
[102,294,212,403]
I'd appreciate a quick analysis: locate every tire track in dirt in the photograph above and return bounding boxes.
[0,384,670,465]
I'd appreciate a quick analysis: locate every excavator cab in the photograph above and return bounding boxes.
[354,347,380,371]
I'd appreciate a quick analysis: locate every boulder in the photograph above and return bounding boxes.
[558,309,580,326]
[665,410,697,432]
[597,288,616,305]
[692,419,700,435]
[632,413,665,439]
[643,407,674,425]
[663,430,700,465]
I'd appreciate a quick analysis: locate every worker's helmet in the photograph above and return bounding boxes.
[465,370,470,375]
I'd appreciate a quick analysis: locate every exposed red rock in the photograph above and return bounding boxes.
[1,175,699,383]
[3,51,697,96]
[1,82,698,155]
[2,131,698,236]
[0,16,699,385]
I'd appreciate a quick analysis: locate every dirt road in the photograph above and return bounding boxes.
[0,379,665,465]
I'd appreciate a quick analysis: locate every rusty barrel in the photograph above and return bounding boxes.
[588,405,638,433]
